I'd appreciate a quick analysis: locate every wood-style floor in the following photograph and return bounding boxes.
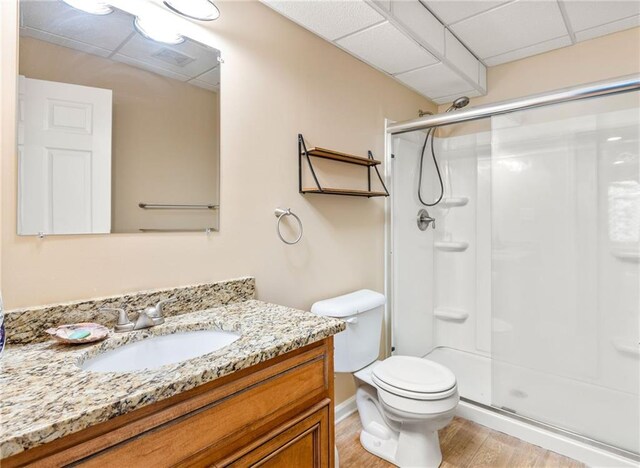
[336,413,585,468]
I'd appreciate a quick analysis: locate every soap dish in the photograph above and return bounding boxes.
[46,323,109,344]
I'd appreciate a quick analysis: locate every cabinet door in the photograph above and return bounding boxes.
[229,405,330,468]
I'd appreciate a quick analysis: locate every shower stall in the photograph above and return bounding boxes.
[386,76,640,466]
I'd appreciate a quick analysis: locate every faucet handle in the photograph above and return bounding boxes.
[417,209,436,231]
[100,307,133,332]
[154,298,177,317]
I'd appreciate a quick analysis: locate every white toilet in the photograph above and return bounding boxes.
[312,290,458,468]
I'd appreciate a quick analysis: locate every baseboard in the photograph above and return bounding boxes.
[334,395,357,425]
[457,400,639,468]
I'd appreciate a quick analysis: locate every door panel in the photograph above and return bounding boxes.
[19,76,112,235]
[259,428,318,467]
[228,405,329,468]
[47,99,94,134]
[49,148,93,233]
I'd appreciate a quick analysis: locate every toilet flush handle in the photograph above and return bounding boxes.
[345,317,358,324]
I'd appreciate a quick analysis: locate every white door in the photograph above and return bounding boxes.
[18,76,112,235]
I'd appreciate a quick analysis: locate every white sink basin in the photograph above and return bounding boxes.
[80,330,241,373]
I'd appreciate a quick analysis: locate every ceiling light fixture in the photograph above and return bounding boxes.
[163,0,220,21]
[607,136,622,142]
[134,15,185,45]
[62,0,113,15]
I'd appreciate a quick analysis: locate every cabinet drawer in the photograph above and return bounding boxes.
[80,355,328,466]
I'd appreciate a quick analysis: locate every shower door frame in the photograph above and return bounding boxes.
[383,74,640,467]
[387,74,640,135]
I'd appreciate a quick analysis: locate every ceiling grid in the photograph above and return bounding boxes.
[20,0,221,91]
[262,0,638,104]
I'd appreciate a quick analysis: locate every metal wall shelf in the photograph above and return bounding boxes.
[298,134,389,198]
[302,188,389,197]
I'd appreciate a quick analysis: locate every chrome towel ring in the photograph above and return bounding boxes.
[275,208,303,245]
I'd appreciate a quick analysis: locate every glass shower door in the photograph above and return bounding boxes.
[490,92,640,454]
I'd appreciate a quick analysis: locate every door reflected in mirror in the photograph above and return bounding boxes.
[17,0,220,235]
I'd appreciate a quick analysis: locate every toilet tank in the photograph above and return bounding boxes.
[311,290,385,373]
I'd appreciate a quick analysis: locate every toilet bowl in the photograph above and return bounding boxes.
[311,290,459,468]
[354,357,458,467]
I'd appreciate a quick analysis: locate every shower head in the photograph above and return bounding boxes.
[452,96,470,109]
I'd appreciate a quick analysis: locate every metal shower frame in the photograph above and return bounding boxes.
[387,74,640,135]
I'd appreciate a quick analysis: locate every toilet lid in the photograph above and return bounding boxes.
[372,356,456,394]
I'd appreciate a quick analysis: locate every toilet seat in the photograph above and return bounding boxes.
[372,356,457,400]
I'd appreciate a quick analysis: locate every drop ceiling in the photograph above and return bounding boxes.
[262,0,639,104]
[429,0,640,66]
[19,0,221,91]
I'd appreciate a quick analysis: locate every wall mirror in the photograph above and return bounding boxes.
[17,0,220,235]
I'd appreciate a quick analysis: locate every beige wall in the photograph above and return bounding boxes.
[3,3,638,410]
[440,27,640,111]
[1,1,434,404]
[436,27,639,142]
[19,37,220,233]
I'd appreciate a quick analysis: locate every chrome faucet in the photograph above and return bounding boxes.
[100,299,177,333]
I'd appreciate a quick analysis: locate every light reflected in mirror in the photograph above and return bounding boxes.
[17,0,220,235]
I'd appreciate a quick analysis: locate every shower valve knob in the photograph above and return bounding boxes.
[417,209,436,231]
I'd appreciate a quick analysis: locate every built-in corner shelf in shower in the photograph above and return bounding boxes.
[434,241,469,252]
[434,308,469,323]
[610,247,639,262]
[440,197,469,208]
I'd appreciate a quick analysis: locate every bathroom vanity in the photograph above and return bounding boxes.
[4,339,334,467]
[0,279,345,467]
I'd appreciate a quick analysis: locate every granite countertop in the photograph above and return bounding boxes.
[0,300,345,459]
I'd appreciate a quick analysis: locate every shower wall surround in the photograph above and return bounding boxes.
[390,91,640,455]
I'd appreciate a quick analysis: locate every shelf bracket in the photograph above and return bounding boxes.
[369,150,389,197]
[298,133,323,193]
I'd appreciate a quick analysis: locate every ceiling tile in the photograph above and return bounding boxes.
[263,0,384,41]
[421,0,510,25]
[484,35,572,66]
[574,14,640,41]
[117,34,220,79]
[111,53,191,81]
[195,66,220,86]
[20,1,133,52]
[20,27,112,58]
[451,0,568,59]
[337,21,438,74]
[392,0,445,55]
[395,62,474,98]
[562,0,640,32]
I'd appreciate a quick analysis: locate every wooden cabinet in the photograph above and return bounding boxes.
[226,403,329,467]
[4,338,335,468]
